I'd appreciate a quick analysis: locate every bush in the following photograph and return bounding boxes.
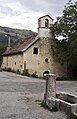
[2,67,6,71]
[12,69,16,73]
[22,69,30,76]
[16,69,20,74]
[2,67,21,74]
[31,72,38,78]
[6,68,12,72]
[22,70,38,78]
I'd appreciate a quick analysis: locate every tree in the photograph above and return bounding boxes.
[50,0,77,78]
[0,44,6,66]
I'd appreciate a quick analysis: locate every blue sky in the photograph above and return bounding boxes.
[0,0,76,32]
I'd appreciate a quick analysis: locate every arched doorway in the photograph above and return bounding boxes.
[43,71,49,77]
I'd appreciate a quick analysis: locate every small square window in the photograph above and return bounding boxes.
[33,47,38,54]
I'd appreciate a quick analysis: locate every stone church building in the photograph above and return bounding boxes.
[2,15,66,77]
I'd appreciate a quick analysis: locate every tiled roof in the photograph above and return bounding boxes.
[3,35,39,56]
[38,15,53,20]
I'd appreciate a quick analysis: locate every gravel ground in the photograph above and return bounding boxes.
[0,71,77,119]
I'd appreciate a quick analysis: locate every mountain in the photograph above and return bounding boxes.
[0,26,37,46]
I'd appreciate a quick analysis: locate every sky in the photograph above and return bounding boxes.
[0,0,76,32]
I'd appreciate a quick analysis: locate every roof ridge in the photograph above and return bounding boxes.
[2,35,38,56]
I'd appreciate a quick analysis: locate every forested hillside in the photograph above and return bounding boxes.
[0,26,37,46]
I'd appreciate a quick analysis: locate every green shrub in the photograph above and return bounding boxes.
[2,67,20,74]
[31,72,38,78]
[7,68,12,72]
[12,69,16,73]
[16,69,20,74]
[22,69,30,76]
[22,70,38,78]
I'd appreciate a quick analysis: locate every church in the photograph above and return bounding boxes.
[1,15,66,77]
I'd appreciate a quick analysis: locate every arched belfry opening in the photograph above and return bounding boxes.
[45,19,49,28]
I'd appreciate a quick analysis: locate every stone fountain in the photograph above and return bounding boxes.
[44,74,77,117]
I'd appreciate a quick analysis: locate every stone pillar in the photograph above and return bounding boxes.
[44,74,56,103]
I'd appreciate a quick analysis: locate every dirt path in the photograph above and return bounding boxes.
[0,71,69,119]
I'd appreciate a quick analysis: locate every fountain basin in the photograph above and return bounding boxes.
[47,92,77,117]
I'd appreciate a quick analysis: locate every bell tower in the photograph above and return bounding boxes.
[38,15,53,38]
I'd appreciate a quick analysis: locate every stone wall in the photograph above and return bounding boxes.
[2,37,67,77]
[2,54,23,73]
[23,37,66,77]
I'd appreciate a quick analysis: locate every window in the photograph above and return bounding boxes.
[6,57,8,67]
[33,47,38,54]
[24,61,26,70]
[45,19,49,28]
[45,58,48,63]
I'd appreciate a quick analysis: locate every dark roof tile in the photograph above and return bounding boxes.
[3,35,38,56]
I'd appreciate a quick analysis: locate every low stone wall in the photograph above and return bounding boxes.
[56,92,77,104]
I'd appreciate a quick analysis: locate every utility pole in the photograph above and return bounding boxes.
[5,34,11,48]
